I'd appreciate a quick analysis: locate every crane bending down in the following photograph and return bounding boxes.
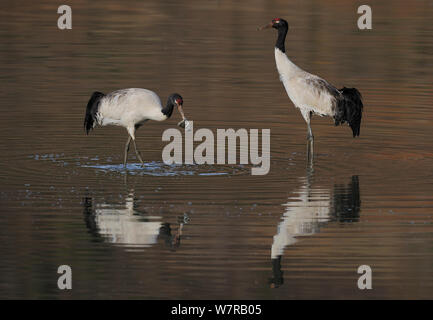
[84,88,186,166]
[258,18,363,141]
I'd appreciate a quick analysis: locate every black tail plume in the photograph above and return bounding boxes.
[84,91,105,135]
[334,87,363,137]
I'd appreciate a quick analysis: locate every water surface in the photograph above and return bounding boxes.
[0,0,432,299]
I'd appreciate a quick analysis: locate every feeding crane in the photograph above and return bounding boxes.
[84,88,187,166]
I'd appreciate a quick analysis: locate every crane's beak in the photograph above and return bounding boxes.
[177,103,186,121]
[257,22,273,31]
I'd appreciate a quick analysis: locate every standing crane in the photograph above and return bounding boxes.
[258,18,363,142]
[84,88,187,167]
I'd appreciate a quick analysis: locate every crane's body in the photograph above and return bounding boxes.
[95,89,168,138]
[260,18,363,140]
[100,89,167,122]
[84,88,186,166]
[275,49,337,118]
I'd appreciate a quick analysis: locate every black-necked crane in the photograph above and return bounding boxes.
[84,89,187,166]
[258,18,363,141]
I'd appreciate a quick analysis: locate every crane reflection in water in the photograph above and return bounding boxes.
[83,191,189,250]
[269,158,361,288]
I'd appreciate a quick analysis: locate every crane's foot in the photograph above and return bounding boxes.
[136,151,144,167]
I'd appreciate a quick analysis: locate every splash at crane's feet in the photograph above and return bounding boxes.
[27,154,257,177]
[83,161,250,176]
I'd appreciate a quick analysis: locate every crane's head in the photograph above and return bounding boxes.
[257,18,289,31]
[168,93,186,121]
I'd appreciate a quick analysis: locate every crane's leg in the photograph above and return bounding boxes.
[307,111,314,141]
[132,139,144,166]
[301,110,314,161]
[301,110,314,141]
[127,125,144,166]
[123,136,131,167]
[306,119,314,162]
[307,124,314,141]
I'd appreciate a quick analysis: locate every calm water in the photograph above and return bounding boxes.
[1,1,433,299]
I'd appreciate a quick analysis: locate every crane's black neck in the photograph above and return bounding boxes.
[161,99,175,118]
[275,27,288,53]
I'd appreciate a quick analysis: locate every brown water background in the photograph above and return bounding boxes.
[0,0,432,299]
